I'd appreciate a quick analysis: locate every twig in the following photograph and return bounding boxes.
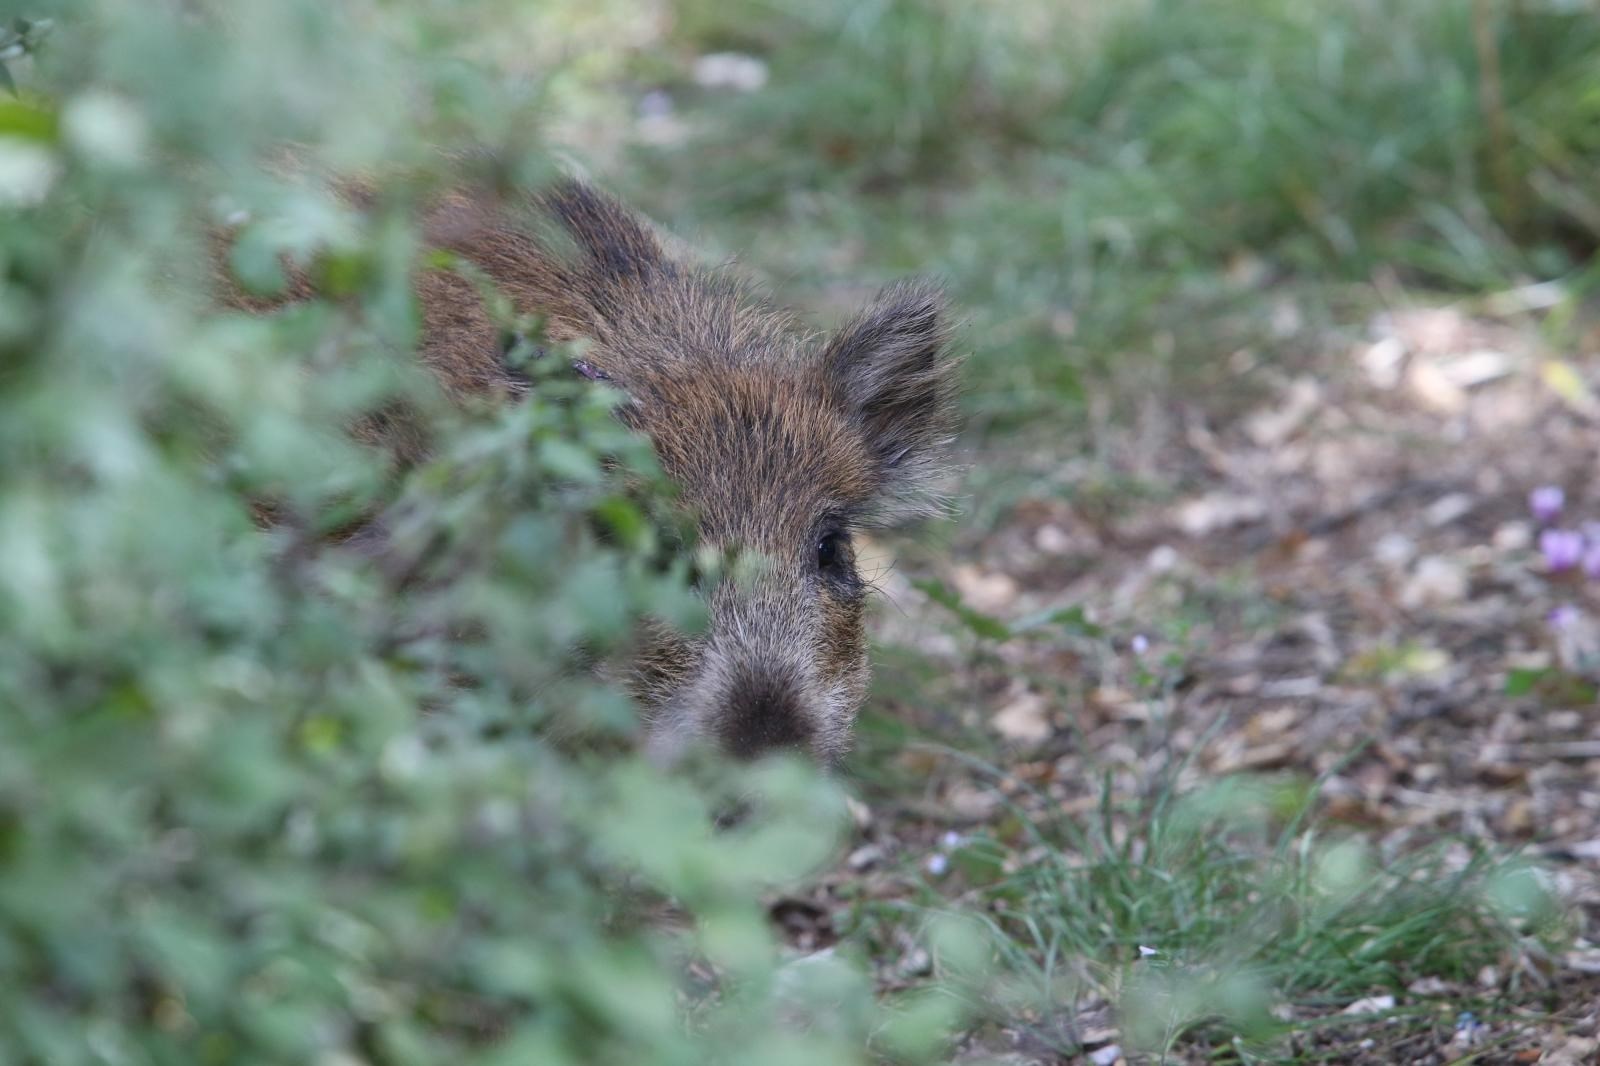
[1503,740,1600,761]
[1239,477,1464,551]
[1473,0,1523,230]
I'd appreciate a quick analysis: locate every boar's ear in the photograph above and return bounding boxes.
[539,179,667,288]
[823,280,959,524]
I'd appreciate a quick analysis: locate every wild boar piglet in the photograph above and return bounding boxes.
[415,181,960,764]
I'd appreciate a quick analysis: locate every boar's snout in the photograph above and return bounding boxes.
[640,568,866,767]
[716,665,815,760]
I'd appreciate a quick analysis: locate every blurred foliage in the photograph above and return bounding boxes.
[0,16,52,92]
[655,0,1600,263]
[3,0,1592,1062]
[0,2,953,1063]
[630,0,1600,431]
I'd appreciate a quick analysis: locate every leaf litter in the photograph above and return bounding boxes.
[773,291,1600,1063]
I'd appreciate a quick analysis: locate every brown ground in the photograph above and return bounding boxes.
[776,287,1600,1064]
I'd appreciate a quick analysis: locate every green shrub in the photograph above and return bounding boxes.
[0,4,950,1063]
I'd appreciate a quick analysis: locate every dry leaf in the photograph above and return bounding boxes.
[1387,307,1470,353]
[1407,359,1468,412]
[1543,1036,1600,1066]
[991,688,1052,745]
[951,564,1020,614]
[1342,994,1396,1015]
[1540,359,1599,417]
[1360,336,1407,389]
[1174,492,1267,536]
[1436,349,1511,389]
[1245,377,1321,446]
[1400,556,1469,609]
[1213,741,1296,773]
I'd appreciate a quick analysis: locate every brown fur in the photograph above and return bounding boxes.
[233,179,959,764]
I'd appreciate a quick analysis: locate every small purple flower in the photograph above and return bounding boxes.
[924,852,949,877]
[1540,528,1585,572]
[1130,633,1150,656]
[1530,485,1565,524]
[1585,521,1600,547]
[1549,604,1580,630]
[1584,542,1600,581]
[940,830,964,849]
[637,89,674,120]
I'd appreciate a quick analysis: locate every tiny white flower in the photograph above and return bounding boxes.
[693,52,769,92]
[0,138,58,207]
[63,92,147,167]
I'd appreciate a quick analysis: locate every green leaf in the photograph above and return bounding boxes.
[227,224,289,297]
[1013,602,1103,638]
[0,97,55,140]
[593,495,647,549]
[311,248,373,298]
[1503,667,1547,697]
[1504,666,1598,704]
[913,578,1011,641]
[539,436,602,483]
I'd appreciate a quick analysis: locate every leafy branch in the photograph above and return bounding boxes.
[0,17,52,93]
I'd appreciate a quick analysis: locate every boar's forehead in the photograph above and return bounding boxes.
[632,367,873,550]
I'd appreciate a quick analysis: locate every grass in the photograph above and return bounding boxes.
[857,750,1560,1059]
[613,0,1600,446]
[842,594,1572,1058]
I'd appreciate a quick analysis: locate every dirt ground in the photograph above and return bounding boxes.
[780,288,1600,1064]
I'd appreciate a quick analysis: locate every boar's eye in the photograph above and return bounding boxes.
[816,530,851,576]
[817,532,841,570]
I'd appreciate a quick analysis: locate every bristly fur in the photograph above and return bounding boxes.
[234,176,960,764]
[821,279,963,526]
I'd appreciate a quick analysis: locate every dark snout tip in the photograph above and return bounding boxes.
[716,671,815,762]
